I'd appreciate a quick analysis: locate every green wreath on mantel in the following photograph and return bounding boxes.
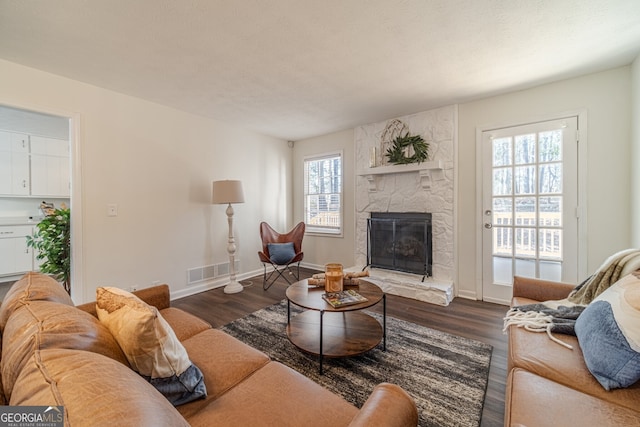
[385,132,429,165]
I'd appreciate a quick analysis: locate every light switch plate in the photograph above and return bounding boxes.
[107,204,118,217]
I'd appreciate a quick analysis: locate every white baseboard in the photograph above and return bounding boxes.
[456,289,479,300]
[480,296,511,306]
[300,262,324,272]
[170,268,264,300]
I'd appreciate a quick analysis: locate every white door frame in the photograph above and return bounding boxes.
[0,99,84,303]
[475,110,588,304]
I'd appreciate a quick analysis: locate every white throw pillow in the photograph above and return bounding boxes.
[575,271,640,390]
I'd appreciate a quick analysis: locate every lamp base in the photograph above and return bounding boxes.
[223,280,244,294]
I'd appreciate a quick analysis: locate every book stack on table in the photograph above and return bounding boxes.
[322,289,369,308]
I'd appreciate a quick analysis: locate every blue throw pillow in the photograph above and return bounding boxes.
[575,272,640,390]
[267,242,296,265]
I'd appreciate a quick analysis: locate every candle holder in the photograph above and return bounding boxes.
[324,263,344,293]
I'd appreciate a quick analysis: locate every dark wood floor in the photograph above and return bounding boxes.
[172,268,508,427]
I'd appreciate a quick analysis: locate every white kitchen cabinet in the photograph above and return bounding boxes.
[0,131,30,196]
[30,135,68,157]
[30,136,70,197]
[0,225,34,276]
[31,154,70,196]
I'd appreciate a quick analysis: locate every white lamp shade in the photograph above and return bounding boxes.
[212,180,245,204]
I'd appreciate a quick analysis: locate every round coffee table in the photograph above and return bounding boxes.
[285,279,386,374]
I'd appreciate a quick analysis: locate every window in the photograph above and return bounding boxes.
[304,152,342,235]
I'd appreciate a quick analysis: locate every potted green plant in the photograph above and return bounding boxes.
[26,207,71,294]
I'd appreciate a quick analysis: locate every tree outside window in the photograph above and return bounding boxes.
[304,153,342,234]
[491,130,563,260]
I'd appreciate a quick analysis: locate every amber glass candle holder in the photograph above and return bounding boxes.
[324,263,344,293]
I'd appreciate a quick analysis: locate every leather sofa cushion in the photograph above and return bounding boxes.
[506,368,640,426]
[177,328,270,419]
[11,348,189,427]
[185,361,358,427]
[0,272,73,406]
[1,300,128,400]
[0,272,73,330]
[508,322,640,411]
[160,307,212,341]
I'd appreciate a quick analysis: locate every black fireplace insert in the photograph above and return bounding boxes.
[367,212,432,280]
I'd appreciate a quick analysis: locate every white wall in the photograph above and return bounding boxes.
[458,66,632,298]
[0,59,291,303]
[632,55,640,248]
[293,129,355,269]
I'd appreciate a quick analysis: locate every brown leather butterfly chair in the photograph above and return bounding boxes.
[258,221,305,290]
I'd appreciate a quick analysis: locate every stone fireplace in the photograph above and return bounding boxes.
[350,106,456,306]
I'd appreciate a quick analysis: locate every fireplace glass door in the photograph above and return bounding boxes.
[367,213,432,278]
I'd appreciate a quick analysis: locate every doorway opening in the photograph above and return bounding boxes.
[0,103,81,300]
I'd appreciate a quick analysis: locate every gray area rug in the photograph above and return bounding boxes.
[220,300,493,427]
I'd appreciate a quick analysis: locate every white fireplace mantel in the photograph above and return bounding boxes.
[357,160,444,192]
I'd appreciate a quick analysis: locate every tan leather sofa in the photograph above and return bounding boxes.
[0,272,418,427]
[505,276,640,426]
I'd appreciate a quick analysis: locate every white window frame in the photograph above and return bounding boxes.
[303,151,343,236]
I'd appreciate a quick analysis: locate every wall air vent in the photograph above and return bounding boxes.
[187,260,239,286]
[187,263,217,285]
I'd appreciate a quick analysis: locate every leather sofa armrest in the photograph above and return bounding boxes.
[132,284,171,310]
[512,276,575,303]
[75,301,98,316]
[348,383,418,427]
[76,284,172,317]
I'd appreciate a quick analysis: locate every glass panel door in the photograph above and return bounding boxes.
[482,117,578,303]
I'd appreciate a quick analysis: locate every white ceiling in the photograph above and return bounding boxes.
[1,1,639,141]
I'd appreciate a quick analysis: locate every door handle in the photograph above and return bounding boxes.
[484,223,493,229]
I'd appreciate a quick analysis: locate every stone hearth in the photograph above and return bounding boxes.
[345,266,453,306]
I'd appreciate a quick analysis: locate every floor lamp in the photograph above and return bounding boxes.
[212,180,245,294]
